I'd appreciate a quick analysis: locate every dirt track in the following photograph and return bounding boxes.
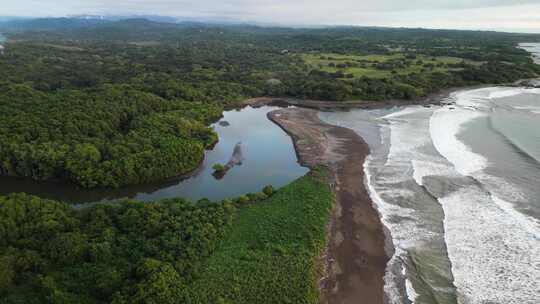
[268,108,388,304]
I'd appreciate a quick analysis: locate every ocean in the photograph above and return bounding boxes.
[320,86,540,304]
[520,43,540,64]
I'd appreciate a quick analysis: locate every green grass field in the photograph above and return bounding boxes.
[302,52,468,79]
[186,167,334,304]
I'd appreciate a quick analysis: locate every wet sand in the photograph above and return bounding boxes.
[268,108,388,304]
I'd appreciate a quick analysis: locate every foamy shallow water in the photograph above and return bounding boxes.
[320,86,540,304]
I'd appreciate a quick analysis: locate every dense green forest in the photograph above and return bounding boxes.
[0,84,221,188]
[0,168,333,303]
[1,19,539,102]
[0,18,539,187]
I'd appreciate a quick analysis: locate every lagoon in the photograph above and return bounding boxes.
[0,105,308,203]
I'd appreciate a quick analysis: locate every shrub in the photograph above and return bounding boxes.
[262,185,275,196]
[236,195,250,205]
[212,164,226,172]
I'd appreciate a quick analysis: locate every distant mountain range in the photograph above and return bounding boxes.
[1,16,540,39]
[71,15,180,23]
[0,15,280,33]
[0,17,111,32]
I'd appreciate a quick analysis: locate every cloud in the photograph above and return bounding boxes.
[2,0,540,32]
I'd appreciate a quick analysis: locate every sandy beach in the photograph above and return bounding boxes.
[268,108,388,304]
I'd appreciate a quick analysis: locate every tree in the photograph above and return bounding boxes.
[131,259,183,304]
[212,163,226,172]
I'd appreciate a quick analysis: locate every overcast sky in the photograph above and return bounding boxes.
[3,0,540,32]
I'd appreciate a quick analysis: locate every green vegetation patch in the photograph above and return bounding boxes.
[0,168,333,304]
[298,48,539,101]
[0,193,235,303]
[1,23,539,110]
[186,167,333,304]
[302,52,469,79]
[0,84,222,188]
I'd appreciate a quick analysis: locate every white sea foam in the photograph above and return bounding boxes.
[323,92,540,303]
[382,105,426,119]
[487,87,528,99]
[404,266,419,304]
[364,156,406,304]
[513,106,540,114]
[365,155,424,304]
[431,89,515,179]
[411,144,540,303]
[429,107,488,176]
[452,86,528,101]
[411,159,455,186]
[410,140,540,304]
[428,87,540,303]
[490,193,540,238]
[439,186,540,304]
[383,88,540,303]
[366,107,444,303]
[385,107,432,159]
[461,86,540,101]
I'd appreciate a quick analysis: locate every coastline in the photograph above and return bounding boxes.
[245,78,540,111]
[268,108,388,304]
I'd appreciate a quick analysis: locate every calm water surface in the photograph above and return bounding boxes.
[0,106,308,203]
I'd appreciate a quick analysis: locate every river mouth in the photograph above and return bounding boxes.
[0,105,308,203]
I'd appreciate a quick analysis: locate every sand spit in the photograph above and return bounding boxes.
[268,108,388,304]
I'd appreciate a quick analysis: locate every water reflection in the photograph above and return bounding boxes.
[0,106,308,203]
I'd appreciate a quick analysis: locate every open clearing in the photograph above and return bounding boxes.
[301,52,470,79]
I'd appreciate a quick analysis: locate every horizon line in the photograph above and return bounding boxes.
[1,14,539,35]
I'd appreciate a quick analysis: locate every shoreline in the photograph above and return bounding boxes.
[246,78,540,111]
[268,108,388,304]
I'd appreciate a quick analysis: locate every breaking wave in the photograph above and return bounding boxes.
[320,85,540,304]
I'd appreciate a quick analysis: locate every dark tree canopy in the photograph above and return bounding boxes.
[0,84,221,188]
[0,193,235,303]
